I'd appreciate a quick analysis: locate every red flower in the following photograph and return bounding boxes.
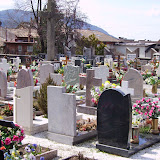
[12,135,19,142]
[5,137,11,145]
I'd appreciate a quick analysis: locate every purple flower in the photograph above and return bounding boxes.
[33,144,37,148]
[40,157,45,160]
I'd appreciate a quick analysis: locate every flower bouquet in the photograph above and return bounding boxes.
[91,81,120,106]
[133,98,160,119]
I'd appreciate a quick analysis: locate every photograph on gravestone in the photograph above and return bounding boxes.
[97,89,132,150]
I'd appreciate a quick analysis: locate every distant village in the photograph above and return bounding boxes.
[0,24,160,65]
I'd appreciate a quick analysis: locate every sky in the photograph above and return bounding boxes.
[1,0,160,41]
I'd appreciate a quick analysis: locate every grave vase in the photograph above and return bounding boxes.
[151,118,159,134]
[152,84,157,94]
[131,126,139,144]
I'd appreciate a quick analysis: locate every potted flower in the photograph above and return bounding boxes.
[0,104,13,121]
[145,76,159,94]
[86,64,91,69]
[133,98,160,134]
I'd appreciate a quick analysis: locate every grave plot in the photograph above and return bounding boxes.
[96,89,160,157]
[47,86,97,145]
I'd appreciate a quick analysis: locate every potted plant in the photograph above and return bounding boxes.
[133,98,160,134]
[145,76,159,94]
[0,104,13,121]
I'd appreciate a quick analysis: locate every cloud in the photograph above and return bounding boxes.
[146,6,160,17]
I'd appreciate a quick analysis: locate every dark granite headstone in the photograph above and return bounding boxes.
[96,89,132,156]
[75,60,81,66]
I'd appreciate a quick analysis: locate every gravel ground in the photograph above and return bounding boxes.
[22,132,160,160]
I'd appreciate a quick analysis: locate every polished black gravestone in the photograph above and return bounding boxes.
[96,89,132,157]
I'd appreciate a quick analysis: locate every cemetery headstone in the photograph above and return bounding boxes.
[14,86,48,135]
[50,73,62,86]
[83,47,91,59]
[0,71,7,98]
[141,64,152,72]
[0,58,10,76]
[40,64,54,84]
[64,65,80,86]
[13,57,21,72]
[16,69,34,89]
[92,66,109,84]
[120,81,134,96]
[96,89,132,157]
[123,68,143,100]
[47,86,97,145]
[79,69,102,106]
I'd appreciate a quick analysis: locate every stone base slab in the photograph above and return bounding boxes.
[77,104,97,115]
[48,130,97,145]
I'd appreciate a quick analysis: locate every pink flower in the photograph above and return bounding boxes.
[15,124,20,127]
[5,137,11,145]
[142,98,145,101]
[141,106,144,109]
[133,104,136,108]
[140,112,143,115]
[19,136,24,142]
[145,112,148,115]
[151,107,154,110]
[136,109,139,112]
[149,112,152,116]
[138,111,141,114]
[146,106,149,110]
[12,135,19,142]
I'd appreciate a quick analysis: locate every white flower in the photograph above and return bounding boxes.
[29,153,36,160]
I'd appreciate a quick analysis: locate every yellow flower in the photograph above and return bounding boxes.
[102,83,104,87]
[12,151,16,157]
[105,81,110,84]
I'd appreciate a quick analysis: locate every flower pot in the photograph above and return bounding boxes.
[151,118,159,135]
[152,84,157,94]
[131,126,139,144]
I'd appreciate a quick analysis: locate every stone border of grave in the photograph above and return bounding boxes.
[48,130,97,145]
[77,104,97,115]
[97,135,160,157]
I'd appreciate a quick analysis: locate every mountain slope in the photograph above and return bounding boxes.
[0,9,116,38]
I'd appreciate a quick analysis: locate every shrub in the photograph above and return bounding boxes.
[37,75,56,116]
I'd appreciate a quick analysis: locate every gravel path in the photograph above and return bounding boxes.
[22,132,160,160]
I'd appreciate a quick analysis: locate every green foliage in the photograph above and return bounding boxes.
[139,126,151,134]
[96,42,106,55]
[37,75,57,116]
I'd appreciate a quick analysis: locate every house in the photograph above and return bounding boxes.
[0,26,38,55]
[114,39,157,60]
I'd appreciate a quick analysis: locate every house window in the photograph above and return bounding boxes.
[27,46,33,52]
[18,45,22,52]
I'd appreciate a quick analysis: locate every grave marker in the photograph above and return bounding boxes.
[80,69,102,106]
[17,69,34,89]
[0,71,7,98]
[123,68,143,100]
[64,65,80,86]
[0,58,10,76]
[96,89,132,157]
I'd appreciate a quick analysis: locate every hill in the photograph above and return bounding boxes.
[0,9,116,38]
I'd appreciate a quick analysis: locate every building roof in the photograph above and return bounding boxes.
[7,28,38,38]
[76,29,119,43]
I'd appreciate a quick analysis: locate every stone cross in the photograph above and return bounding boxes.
[80,69,102,106]
[0,58,10,76]
[120,80,134,96]
[13,57,21,72]
[41,0,59,61]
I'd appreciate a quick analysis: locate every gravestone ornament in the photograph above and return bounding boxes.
[96,89,132,157]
